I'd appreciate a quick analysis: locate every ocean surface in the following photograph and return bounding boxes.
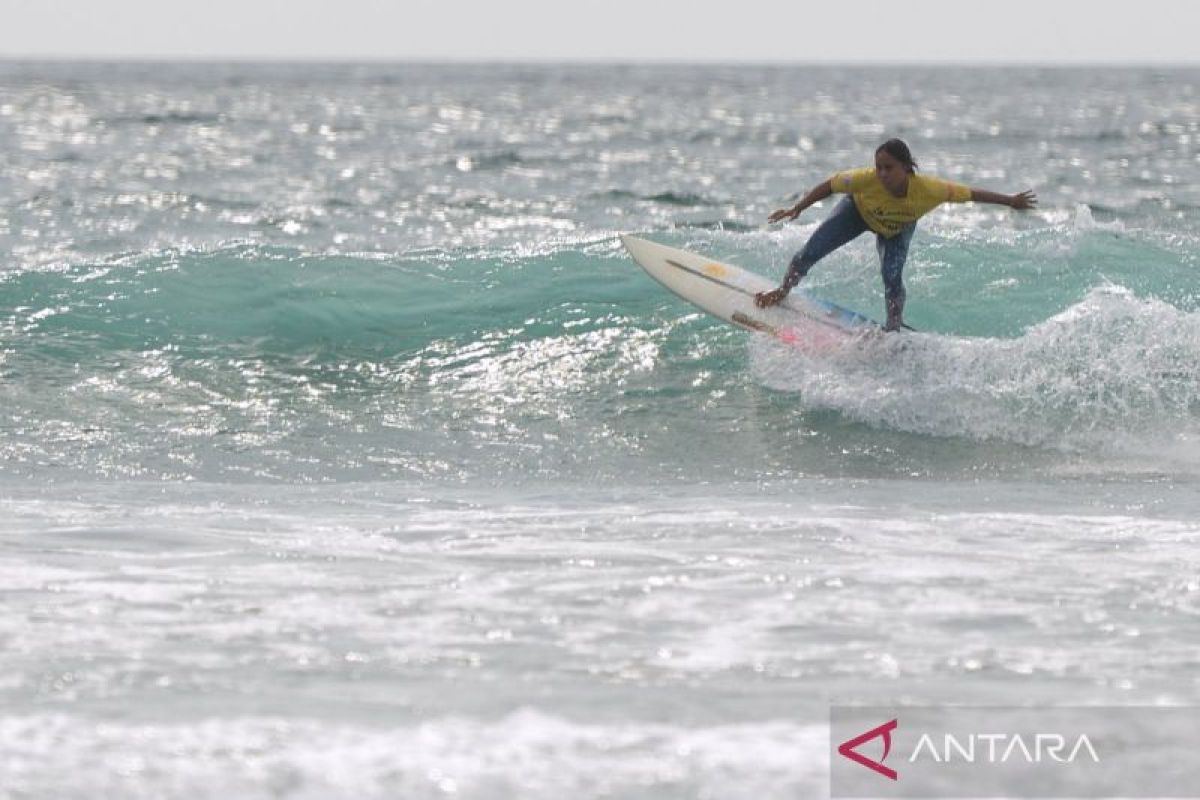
[1,61,1199,798]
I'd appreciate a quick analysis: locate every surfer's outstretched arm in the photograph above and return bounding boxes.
[969,188,1038,210]
[767,180,833,224]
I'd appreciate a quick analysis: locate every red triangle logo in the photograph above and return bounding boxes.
[837,718,899,781]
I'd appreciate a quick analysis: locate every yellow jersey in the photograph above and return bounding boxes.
[829,168,971,238]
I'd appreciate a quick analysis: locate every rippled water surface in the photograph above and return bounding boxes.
[2,62,1199,799]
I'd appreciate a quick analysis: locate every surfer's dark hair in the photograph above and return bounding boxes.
[876,138,918,173]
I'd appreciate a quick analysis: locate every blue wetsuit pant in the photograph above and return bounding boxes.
[783,195,915,305]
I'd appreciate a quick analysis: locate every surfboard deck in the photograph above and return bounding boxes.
[620,235,879,349]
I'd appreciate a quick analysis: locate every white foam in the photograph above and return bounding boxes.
[751,284,1200,455]
[1072,203,1125,234]
[0,711,826,800]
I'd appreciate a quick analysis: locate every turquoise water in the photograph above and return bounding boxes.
[2,62,1199,798]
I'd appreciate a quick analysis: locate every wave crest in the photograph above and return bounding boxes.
[752,285,1200,451]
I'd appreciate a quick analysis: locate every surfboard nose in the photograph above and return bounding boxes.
[619,234,649,258]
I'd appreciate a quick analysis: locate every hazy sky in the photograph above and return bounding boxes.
[2,0,1198,63]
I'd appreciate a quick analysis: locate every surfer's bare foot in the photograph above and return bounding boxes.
[755,287,788,308]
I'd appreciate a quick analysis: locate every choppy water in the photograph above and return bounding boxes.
[2,62,1199,799]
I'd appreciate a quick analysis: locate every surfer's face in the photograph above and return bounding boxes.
[875,150,910,196]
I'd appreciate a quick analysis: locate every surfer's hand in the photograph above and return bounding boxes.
[755,287,788,308]
[768,205,800,224]
[1009,190,1038,210]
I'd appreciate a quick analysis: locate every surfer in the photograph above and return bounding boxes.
[754,139,1037,331]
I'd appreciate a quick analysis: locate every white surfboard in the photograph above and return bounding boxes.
[620,235,878,348]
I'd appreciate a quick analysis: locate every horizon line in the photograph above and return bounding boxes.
[1,54,1199,69]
